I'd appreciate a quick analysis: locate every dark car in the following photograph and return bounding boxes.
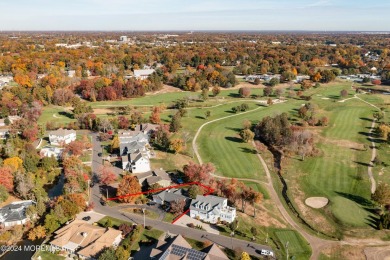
[98,152,102,157]
[147,201,156,206]
[82,216,91,221]
[100,200,107,206]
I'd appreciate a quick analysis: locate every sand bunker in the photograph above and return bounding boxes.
[305,197,329,209]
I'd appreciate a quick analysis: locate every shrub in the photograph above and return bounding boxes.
[145,225,153,230]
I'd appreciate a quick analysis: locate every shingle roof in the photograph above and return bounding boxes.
[0,200,35,223]
[49,128,76,137]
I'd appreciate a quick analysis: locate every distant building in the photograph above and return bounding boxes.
[49,128,77,146]
[8,115,22,124]
[49,220,122,258]
[190,195,236,223]
[67,70,76,77]
[133,69,155,80]
[119,36,128,42]
[150,234,228,260]
[0,200,36,228]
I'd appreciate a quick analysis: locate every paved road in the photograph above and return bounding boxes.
[89,132,273,258]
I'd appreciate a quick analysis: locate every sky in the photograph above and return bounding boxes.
[0,0,389,31]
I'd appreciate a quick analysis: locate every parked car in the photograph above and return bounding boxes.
[261,250,274,257]
[98,152,102,157]
[147,201,156,206]
[82,216,91,221]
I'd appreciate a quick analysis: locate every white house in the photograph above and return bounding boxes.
[40,147,63,159]
[0,200,36,228]
[49,128,77,146]
[133,69,155,80]
[0,129,8,139]
[128,151,151,173]
[190,195,236,224]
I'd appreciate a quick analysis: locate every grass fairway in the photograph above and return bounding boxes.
[196,101,298,179]
[295,100,376,227]
[275,230,311,259]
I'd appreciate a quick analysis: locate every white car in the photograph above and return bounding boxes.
[261,249,274,257]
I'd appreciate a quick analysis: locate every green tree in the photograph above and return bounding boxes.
[372,183,390,207]
[44,213,61,233]
[105,218,113,228]
[188,185,202,199]
[115,246,130,260]
[240,129,255,143]
[98,247,116,260]
[205,110,211,119]
[0,185,9,203]
[41,156,58,171]
[250,227,258,241]
[268,78,279,87]
[169,113,182,133]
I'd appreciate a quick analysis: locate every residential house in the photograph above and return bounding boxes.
[133,69,155,80]
[67,70,76,77]
[190,195,236,223]
[0,129,9,139]
[50,220,122,259]
[150,234,228,260]
[136,169,171,188]
[49,128,77,146]
[0,119,5,127]
[152,189,188,207]
[40,147,63,159]
[0,200,36,228]
[128,151,151,173]
[120,131,153,173]
[8,115,21,124]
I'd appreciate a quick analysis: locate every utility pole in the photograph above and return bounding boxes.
[230,231,234,250]
[286,241,289,260]
[106,188,109,200]
[142,208,146,227]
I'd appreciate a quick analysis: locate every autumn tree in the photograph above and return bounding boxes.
[100,166,117,185]
[170,200,186,214]
[28,225,46,241]
[169,139,184,154]
[212,86,221,96]
[150,106,162,124]
[116,175,141,203]
[188,185,202,199]
[4,157,23,172]
[153,125,171,150]
[205,110,211,118]
[340,89,348,98]
[239,87,251,98]
[183,162,214,183]
[0,166,14,192]
[241,251,251,260]
[111,135,120,153]
[263,87,273,97]
[250,227,258,241]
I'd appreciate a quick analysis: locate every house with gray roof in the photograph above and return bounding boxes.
[137,169,171,188]
[150,234,228,260]
[152,189,188,207]
[0,200,35,228]
[190,195,236,224]
[49,128,76,146]
[120,131,152,173]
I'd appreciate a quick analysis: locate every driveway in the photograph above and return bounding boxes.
[173,213,220,235]
[75,210,105,224]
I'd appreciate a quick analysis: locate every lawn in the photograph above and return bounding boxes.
[275,230,312,259]
[97,216,132,228]
[242,181,270,199]
[38,105,75,125]
[195,100,299,179]
[34,250,65,260]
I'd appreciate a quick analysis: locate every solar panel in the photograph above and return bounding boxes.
[170,244,207,260]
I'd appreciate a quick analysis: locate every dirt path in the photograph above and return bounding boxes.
[368,118,378,194]
[342,94,383,194]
